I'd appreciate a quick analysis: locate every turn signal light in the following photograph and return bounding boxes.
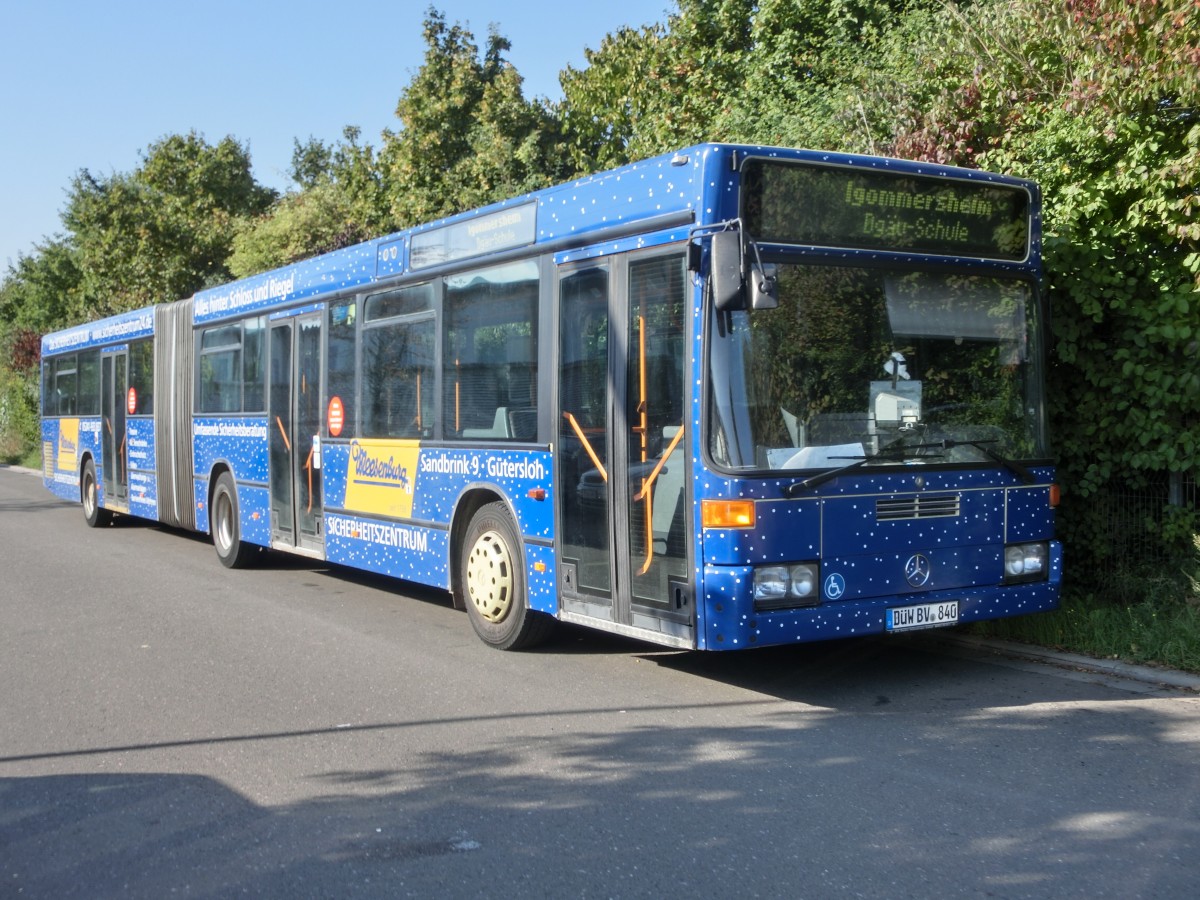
[1049,484,1061,508]
[701,499,756,529]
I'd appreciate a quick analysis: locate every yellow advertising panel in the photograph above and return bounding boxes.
[57,418,79,474]
[343,439,420,519]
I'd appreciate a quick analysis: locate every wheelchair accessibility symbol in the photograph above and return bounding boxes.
[824,572,846,600]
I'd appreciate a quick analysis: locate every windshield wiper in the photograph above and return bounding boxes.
[904,438,1035,484]
[783,437,1035,497]
[783,441,938,496]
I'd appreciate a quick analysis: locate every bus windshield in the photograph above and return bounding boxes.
[707,265,1049,472]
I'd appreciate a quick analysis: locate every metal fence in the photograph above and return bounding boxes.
[1079,471,1199,576]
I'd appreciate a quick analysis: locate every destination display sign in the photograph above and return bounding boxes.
[410,201,537,270]
[741,159,1030,261]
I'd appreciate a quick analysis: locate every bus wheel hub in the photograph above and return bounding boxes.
[466,530,513,623]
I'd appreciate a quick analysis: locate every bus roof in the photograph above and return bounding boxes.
[41,306,156,357]
[190,143,1037,326]
[42,143,1040,342]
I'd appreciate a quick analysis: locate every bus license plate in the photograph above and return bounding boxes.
[886,601,959,632]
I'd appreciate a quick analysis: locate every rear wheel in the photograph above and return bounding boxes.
[460,502,553,650]
[212,472,257,568]
[81,459,112,528]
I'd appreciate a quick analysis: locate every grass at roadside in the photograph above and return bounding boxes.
[1,444,43,469]
[973,573,1200,675]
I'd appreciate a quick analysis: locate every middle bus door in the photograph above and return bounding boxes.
[556,253,692,643]
[100,348,129,511]
[268,312,325,556]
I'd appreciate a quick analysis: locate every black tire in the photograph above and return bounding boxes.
[211,472,257,569]
[81,459,112,528]
[459,502,554,650]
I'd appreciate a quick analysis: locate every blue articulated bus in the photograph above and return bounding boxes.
[40,143,1061,650]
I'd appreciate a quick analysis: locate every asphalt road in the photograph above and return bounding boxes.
[2,465,1199,898]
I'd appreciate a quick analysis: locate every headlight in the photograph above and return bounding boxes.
[754,563,820,610]
[753,567,788,602]
[788,564,817,599]
[1003,542,1048,584]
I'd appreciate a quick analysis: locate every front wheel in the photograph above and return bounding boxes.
[459,502,553,650]
[211,472,257,569]
[81,459,112,528]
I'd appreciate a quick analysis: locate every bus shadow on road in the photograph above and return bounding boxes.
[630,629,1177,711]
[0,771,400,897]
[0,496,76,513]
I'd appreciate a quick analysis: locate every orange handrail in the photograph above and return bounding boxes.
[275,416,292,452]
[634,306,653,574]
[304,447,314,514]
[633,424,684,503]
[562,411,607,482]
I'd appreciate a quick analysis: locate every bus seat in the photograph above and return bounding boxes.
[507,408,537,441]
[456,365,498,433]
[463,407,511,439]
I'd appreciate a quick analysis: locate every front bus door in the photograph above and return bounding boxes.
[556,251,692,645]
[101,348,129,511]
[268,312,325,556]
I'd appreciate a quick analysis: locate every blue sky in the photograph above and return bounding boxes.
[0,1,669,271]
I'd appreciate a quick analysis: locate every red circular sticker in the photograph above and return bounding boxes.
[328,396,345,437]
[127,386,138,415]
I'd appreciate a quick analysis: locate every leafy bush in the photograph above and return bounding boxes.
[0,365,39,464]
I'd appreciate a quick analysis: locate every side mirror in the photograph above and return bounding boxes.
[711,230,744,311]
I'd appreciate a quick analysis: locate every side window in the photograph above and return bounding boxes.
[326,300,358,438]
[43,351,100,417]
[198,325,242,413]
[443,261,539,441]
[628,255,686,434]
[42,359,54,417]
[242,317,265,412]
[559,267,608,433]
[54,354,78,416]
[77,350,101,416]
[197,318,265,414]
[363,284,435,439]
[128,340,154,415]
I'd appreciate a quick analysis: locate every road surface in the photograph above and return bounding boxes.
[2,466,1198,897]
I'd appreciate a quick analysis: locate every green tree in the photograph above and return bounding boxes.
[0,253,60,462]
[380,9,568,225]
[875,0,1200,567]
[230,126,386,276]
[228,182,371,277]
[64,131,275,315]
[559,23,665,171]
[558,0,918,170]
[291,126,389,233]
[559,1,754,169]
[727,0,927,152]
[0,239,84,332]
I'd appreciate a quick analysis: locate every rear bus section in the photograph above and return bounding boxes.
[40,308,160,526]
